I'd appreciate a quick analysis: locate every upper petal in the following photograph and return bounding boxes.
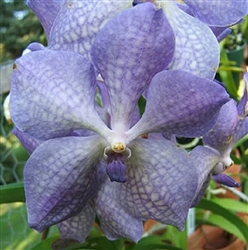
[91,3,175,132]
[162,1,219,79]
[10,49,110,140]
[25,135,104,232]
[121,138,198,230]
[127,70,229,141]
[183,0,248,26]
[27,0,64,39]
[48,0,132,57]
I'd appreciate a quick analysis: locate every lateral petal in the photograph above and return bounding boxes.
[121,138,198,230]
[24,136,104,232]
[10,50,110,140]
[127,70,229,141]
[91,3,175,132]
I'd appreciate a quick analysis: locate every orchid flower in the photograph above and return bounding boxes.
[10,3,230,242]
[189,74,248,207]
[25,0,248,81]
[203,74,248,186]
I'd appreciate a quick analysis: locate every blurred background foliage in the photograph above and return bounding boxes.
[0,0,45,63]
[0,1,248,250]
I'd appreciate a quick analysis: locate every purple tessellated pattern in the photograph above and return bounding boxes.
[10,0,248,244]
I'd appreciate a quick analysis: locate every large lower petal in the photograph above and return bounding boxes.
[162,1,219,80]
[49,0,132,58]
[127,70,229,141]
[184,0,248,26]
[121,138,198,230]
[10,50,110,140]
[27,0,64,39]
[57,203,95,243]
[91,3,175,132]
[24,136,104,232]
[93,163,143,242]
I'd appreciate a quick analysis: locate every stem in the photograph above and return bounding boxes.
[41,228,50,240]
[220,184,248,202]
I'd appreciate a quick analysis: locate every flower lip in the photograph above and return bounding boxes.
[212,173,241,188]
[106,160,127,183]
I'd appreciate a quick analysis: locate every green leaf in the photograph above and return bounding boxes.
[206,214,246,241]
[0,203,41,250]
[30,235,60,250]
[233,134,248,148]
[130,235,184,250]
[197,198,248,243]
[163,225,187,249]
[84,236,124,250]
[0,182,25,203]
[211,198,248,214]
[218,49,238,99]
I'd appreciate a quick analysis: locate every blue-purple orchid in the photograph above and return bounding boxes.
[189,75,248,207]
[203,74,248,186]
[9,0,248,244]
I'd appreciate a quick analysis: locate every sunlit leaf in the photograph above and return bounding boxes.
[211,198,248,213]
[206,214,246,242]
[197,198,248,243]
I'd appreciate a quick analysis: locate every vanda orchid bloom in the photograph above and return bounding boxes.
[9,3,231,242]
[189,75,248,208]
[202,74,248,187]
[25,0,248,81]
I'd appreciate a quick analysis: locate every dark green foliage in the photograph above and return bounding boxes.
[0,0,45,62]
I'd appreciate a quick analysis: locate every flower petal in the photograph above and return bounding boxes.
[127,70,229,141]
[210,27,231,42]
[57,203,95,242]
[235,118,248,144]
[49,0,132,57]
[27,0,64,39]
[189,146,221,207]
[93,163,143,242]
[203,100,239,155]
[10,50,110,140]
[24,135,104,232]
[121,138,198,230]
[12,127,42,154]
[91,3,175,132]
[162,1,219,79]
[184,0,248,26]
